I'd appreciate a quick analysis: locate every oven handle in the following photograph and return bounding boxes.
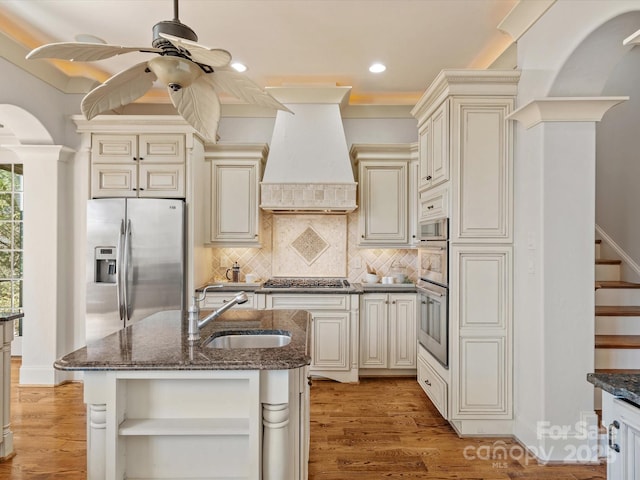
[416,284,446,297]
[418,242,444,250]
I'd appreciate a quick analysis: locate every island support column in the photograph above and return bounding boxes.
[263,403,290,479]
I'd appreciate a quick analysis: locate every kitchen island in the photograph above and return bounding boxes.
[587,372,640,479]
[55,309,311,480]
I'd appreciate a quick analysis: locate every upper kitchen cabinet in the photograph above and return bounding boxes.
[417,100,449,191]
[411,70,520,243]
[91,133,186,198]
[205,144,268,247]
[351,144,417,248]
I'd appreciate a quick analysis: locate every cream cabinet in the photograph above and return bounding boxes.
[266,294,359,383]
[450,97,513,242]
[351,144,415,247]
[411,70,519,436]
[418,100,449,191]
[417,344,448,418]
[91,134,185,198]
[359,293,416,372]
[602,392,640,480]
[205,144,267,247]
[449,244,513,431]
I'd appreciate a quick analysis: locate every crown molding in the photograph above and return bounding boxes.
[497,0,556,42]
[411,69,521,122]
[506,97,629,129]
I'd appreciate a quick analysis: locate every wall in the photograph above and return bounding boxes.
[207,212,418,284]
[596,46,640,278]
[513,0,640,462]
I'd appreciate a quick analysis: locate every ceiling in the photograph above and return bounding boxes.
[0,0,519,108]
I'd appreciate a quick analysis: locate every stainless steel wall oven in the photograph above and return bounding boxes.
[417,217,449,367]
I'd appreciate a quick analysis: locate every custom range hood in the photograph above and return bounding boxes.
[260,86,357,213]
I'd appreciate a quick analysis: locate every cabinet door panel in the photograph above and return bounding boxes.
[360,163,408,245]
[92,135,137,164]
[139,164,185,198]
[91,164,137,198]
[430,101,449,187]
[455,337,508,416]
[138,135,185,163]
[453,99,512,241]
[389,295,416,369]
[418,121,432,190]
[359,295,387,368]
[311,312,350,371]
[211,163,258,243]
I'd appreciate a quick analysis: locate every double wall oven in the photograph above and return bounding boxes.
[417,218,449,367]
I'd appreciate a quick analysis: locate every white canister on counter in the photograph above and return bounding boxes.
[245,273,259,283]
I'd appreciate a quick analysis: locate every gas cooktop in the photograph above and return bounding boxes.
[262,278,351,289]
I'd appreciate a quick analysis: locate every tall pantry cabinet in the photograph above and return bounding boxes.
[411,70,520,436]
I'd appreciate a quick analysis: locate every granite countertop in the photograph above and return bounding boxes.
[587,373,640,406]
[196,282,416,294]
[0,311,23,322]
[54,309,311,372]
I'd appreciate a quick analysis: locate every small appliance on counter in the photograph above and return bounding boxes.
[226,261,241,282]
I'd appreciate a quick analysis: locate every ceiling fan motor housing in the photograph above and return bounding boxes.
[152,20,198,46]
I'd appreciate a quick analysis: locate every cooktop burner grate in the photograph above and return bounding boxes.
[262,278,350,289]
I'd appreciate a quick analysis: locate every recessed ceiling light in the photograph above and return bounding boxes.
[231,62,248,73]
[369,63,386,73]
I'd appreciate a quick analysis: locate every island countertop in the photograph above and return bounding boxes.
[587,372,640,407]
[54,309,311,371]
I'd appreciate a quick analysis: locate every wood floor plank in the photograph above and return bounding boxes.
[0,360,607,479]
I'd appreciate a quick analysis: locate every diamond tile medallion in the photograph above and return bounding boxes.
[290,226,329,266]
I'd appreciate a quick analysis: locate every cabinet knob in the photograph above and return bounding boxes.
[133,157,137,161]
[139,157,144,161]
[139,188,145,191]
[132,188,137,191]
[361,235,364,238]
[392,300,396,304]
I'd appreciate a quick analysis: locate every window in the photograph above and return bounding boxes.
[0,163,23,337]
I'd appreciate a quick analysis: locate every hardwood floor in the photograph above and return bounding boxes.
[0,360,606,479]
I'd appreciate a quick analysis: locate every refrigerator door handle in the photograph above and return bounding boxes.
[123,219,132,321]
[116,219,125,321]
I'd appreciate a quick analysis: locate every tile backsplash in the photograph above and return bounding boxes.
[209,212,418,283]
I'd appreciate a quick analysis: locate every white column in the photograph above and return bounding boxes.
[5,145,75,385]
[509,97,627,462]
[263,403,290,480]
[87,404,107,480]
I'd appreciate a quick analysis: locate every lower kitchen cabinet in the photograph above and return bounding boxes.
[417,344,448,418]
[602,391,640,480]
[448,244,513,434]
[360,293,416,373]
[267,294,359,383]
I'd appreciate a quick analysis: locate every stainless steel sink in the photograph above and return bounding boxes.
[204,331,291,349]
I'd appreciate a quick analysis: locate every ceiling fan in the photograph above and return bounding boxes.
[25,0,291,142]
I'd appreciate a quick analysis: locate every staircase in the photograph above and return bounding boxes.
[594,239,640,410]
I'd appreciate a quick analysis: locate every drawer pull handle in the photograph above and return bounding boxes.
[608,420,621,453]
[426,175,432,180]
[424,379,432,387]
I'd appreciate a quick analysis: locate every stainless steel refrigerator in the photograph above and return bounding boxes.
[86,198,184,343]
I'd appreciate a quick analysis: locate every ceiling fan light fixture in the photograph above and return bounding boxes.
[147,55,202,91]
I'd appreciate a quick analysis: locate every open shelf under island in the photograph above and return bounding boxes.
[55,309,312,480]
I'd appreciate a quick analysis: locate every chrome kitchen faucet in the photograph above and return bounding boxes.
[187,286,248,341]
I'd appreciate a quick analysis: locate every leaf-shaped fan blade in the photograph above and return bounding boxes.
[210,69,293,113]
[159,33,231,67]
[169,75,221,142]
[26,42,161,61]
[81,62,157,120]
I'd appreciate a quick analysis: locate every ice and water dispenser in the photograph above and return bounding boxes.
[95,247,117,283]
